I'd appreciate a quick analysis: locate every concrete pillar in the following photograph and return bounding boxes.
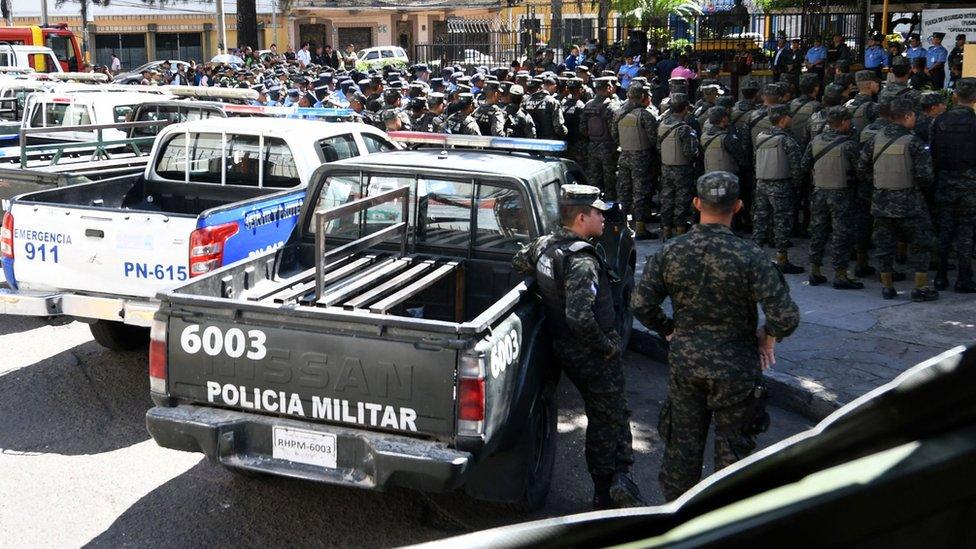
[147,23,157,62]
[203,23,214,59]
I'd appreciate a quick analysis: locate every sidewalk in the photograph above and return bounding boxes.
[630,235,976,421]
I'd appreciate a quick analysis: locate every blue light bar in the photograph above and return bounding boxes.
[387,131,566,153]
[294,107,354,118]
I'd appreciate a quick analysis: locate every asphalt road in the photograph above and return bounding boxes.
[0,316,812,547]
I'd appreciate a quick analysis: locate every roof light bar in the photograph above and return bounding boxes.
[222,104,354,118]
[0,66,34,73]
[47,72,109,83]
[387,131,566,153]
[166,85,258,101]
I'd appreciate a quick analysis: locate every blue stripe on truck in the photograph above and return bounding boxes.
[1,257,17,289]
[200,190,306,266]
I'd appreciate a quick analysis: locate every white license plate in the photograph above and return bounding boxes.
[271,426,337,469]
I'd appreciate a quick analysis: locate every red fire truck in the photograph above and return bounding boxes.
[0,24,83,72]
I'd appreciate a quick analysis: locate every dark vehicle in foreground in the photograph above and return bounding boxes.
[424,345,976,547]
[145,133,636,510]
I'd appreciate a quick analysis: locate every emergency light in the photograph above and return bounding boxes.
[167,85,258,101]
[222,104,353,119]
[387,131,566,153]
[47,72,109,83]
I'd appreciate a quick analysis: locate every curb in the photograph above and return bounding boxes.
[628,326,842,422]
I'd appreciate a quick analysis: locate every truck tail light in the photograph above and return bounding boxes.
[188,221,238,277]
[1,212,13,259]
[458,353,486,436]
[149,318,168,395]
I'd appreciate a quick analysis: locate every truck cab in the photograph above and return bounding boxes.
[21,89,170,145]
[0,45,64,74]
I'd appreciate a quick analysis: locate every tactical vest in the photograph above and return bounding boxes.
[848,98,873,131]
[506,107,531,138]
[931,107,976,171]
[789,99,820,144]
[618,109,652,152]
[658,118,691,166]
[873,134,914,190]
[474,106,494,136]
[584,99,612,143]
[807,111,828,141]
[701,131,737,173]
[749,110,773,146]
[562,101,582,142]
[859,121,884,145]
[754,132,791,180]
[535,238,616,338]
[810,135,851,189]
[528,95,556,139]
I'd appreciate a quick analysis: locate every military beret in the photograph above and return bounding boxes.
[696,171,740,208]
[856,70,881,83]
[561,184,609,211]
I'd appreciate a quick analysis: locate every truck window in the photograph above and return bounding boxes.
[417,180,474,249]
[381,49,395,59]
[361,133,396,154]
[474,184,532,251]
[45,34,76,70]
[318,134,358,162]
[114,105,136,123]
[29,102,91,127]
[538,179,561,233]
[155,132,298,187]
[263,137,300,187]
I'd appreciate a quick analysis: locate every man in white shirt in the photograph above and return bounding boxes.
[110,51,121,74]
[296,42,311,67]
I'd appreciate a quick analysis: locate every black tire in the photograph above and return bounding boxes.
[617,266,635,352]
[513,380,558,512]
[89,320,149,351]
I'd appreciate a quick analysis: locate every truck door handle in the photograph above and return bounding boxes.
[85,229,104,238]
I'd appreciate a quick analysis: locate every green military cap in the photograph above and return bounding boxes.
[560,184,609,211]
[627,83,648,99]
[856,70,881,83]
[707,105,729,124]
[696,171,740,208]
[826,105,852,124]
[716,96,735,108]
[741,79,761,91]
[920,91,944,107]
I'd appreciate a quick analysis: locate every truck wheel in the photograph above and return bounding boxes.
[617,266,635,352]
[88,320,149,351]
[513,380,558,512]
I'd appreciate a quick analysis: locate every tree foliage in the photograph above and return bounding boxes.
[611,0,703,29]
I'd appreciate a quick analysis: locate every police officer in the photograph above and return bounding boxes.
[802,107,864,289]
[905,33,927,63]
[634,171,800,502]
[525,75,568,140]
[504,85,537,138]
[562,78,588,170]
[512,184,644,509]
[413,92,447,133]
[612,84,658,237]
[657,93,699,240]
[858,98,939,301]
[863,33,889,78]
[754,105,805,273]
[580,77,622,198]
[930,77,976,293]
[926,32,949,90]
[446,93,481,135]
[377,88,412,131]
[472,81,507,136]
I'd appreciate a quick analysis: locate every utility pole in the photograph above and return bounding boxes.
[271,0,277,49]
[216,0,227,54]
[41,0,49,26]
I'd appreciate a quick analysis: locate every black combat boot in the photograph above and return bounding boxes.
[911,273,939,302]
[609,472,646,508]
[592,475,613,510]
[833,269,864,290]
[808,264,826,286]
[777,253,805,274]
[880,273,896,300]
[934,270,949,291]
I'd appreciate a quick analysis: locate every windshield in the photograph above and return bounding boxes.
[28,101,91,127]
[154,132,299,187]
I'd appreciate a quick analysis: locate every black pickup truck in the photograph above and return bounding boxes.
[145,135,636,510]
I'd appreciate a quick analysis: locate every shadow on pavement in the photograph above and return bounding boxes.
[0,340,153,455]
[0,315,50,338]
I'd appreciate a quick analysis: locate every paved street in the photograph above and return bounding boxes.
[0,316,810,547]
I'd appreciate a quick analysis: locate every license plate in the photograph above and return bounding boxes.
[271,426,337,469]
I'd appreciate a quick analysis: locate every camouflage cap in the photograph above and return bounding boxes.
[856,70,881,83]
[560,184,609,212]
[508,84,525,96]
[707,105,729,124]
[955,77,976,96]
[696,171,740,208]
[920,91,944,107]
[381,109,400,122]
[626,84,648,99]
[826,105,852,124]
[762,83,783,97]
[740,79,761,91]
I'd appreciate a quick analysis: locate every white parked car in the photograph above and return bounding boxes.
[357,46,409,68]
[0,46,63,74]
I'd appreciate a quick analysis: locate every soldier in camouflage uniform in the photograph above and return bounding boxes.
[692,84,720,129]
[857,98,939,301]
[700,106,747,183]
[731,79,762,231]
[658,77,689,119]
[806,83,847,143]
[524,75,568,140]
[562,78,588,170]
[576,64,596,103]
[787,74,823,238]
[377,89,413,132]
[634,172,800,502]
[412,92,448,134]
[612,84,658,238]
[504,85,537,138]
[657,93,700,239]
[930,77,976,293]
[878,57,922,109]
[445,93,481,135]
[753,105,805,273]
[472,81,507,136]
[580,77,622,199]
[914,91,946,143]
[846,70,881,137]
[513,184,644,509]
[802,107,864,289]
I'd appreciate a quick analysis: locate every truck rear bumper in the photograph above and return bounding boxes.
[0,287,156,326]
[146,404,473,493]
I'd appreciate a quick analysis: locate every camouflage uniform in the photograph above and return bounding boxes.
[845,93,878,136]
[445,111,481,135]
[930,104,976,289]
[513,227,634,480]
[580,94,622,198]
[857,123,936,274]
[472,102,507,136]
[525,90,568,140]
[612,100,658,221]
[634,223,800,501]
[412,111,446,134]
[877,81,922,111]
[657,113,700,231]
[378,107,412,131]
[504,103,537,138]
[802,128,860,271]
[853,117,890,261]
[752,127,803,252]
[731,99,760,228]
[562,94,588,170]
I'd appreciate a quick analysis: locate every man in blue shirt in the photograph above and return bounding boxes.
[926,32,949,90]
[863,33,889,77]
[617,53,640,93]
[804,37,828,81]
[905,33,927,62]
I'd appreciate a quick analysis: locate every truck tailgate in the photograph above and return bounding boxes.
[8,202,197,298]
[166,315,459,439]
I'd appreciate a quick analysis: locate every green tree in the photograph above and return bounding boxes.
[612,0,703,30]
[54,0,111,59]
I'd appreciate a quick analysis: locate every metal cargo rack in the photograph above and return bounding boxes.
[249,185,465,320]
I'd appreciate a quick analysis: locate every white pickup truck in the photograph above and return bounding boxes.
[0,117,395,349]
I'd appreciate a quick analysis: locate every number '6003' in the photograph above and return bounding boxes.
[180,324,267,360]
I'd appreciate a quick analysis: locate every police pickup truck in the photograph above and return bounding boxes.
[145,133,636,510]
[0,118,394,349]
